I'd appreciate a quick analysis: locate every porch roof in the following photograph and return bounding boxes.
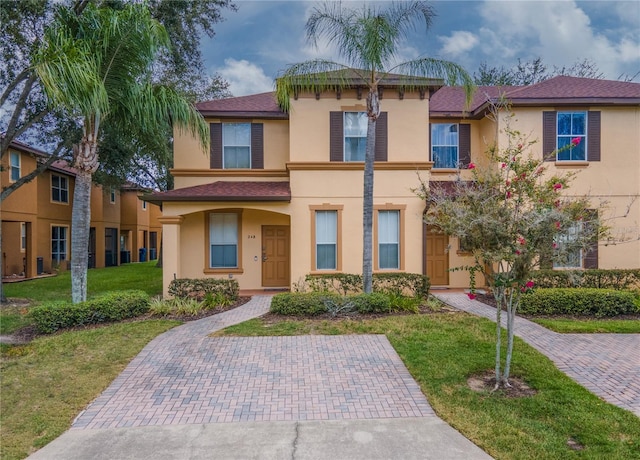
[142,181,291,205]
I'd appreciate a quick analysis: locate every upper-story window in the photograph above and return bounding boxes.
[142,200,147,210]
[223,123,251,168]
[10,151,21,182]
[543,111,600,162]
[344,112,367,161]
[110,188,116,204]
[51,174,69,203]
[431,124,458,168]
[557,112,586,161]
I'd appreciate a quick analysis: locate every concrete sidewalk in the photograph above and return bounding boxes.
[28,295,493,459]
[433,292,640,417]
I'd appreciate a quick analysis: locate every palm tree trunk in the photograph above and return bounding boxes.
[71,131,99,303]
[363,89,380,294]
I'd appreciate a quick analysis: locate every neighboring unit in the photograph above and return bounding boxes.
[1,140,163,280]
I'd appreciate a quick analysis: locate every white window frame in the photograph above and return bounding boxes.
[343,112,367,162]
[20,222,27,252]
[51,174,69,203]
[110,188,116,204]
[209,213,239,268]
[142,200,147,210]
[9,151,21,182]
[222,123,251,169]
[431,123,459,169]
[377,210,400,270]
[51,226,68,263]
[556,111,587,161]
[315,210,338,270]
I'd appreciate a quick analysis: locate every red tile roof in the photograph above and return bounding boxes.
[431,76,640,117]
[196,92,287,118]
[143,181,291,204]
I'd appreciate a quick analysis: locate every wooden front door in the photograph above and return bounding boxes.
[262,226,290,287]
[426,227,449,285]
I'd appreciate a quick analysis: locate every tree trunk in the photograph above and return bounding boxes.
[0,224,6,303]
[363,89,380,294]
[70,130,99,303]
[503,289,519,384]
[493,286,504,390]
[155,235,163,268]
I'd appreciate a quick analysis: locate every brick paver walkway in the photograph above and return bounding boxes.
[433,293,640,417]
[73,296,433,429]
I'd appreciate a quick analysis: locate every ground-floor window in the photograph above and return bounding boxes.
[51,226,67,263]
[209,213,239,268]
[553,223,582,268]
[20,222,27,252]
[378,210,400,269]
[315,210,338,270]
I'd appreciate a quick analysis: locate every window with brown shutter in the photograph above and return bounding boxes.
[329,111,388,162]
[542,111,556,162]
[209,122,264,169]
[458,124,471,167]
[542,111,600,162]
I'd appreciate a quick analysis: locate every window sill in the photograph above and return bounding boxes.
[554,161,589,168]
[309,269,341,275]
[430,168,460,175]
[456,250,472,256]
[203,268,244,275]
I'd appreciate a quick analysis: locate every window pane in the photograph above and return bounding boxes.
[344,137,366,161]
[61,189,68,203]
[210,214,238,268]
[344,112,367,136]
[223,123,250,145]
[224,146,251,168]
[379,244,399,269]
[211,245,237,268]
[432,146,458,168]
[316,211,337,244]
[316,244,336,270]
[557,113,572,135]
[431,124,458,168]
[572,112,585,135]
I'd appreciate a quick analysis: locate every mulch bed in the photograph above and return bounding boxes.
[467,370,538,398]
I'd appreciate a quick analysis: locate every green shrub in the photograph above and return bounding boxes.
[29,290,150,334]
[270,292,340,316]
[350,292,392,314]
[168,278,239,301]
[304,273,430,298]
[520,288,638,317]
[173,298,204,316]
[149,298,172,317]
[531,269,640,290]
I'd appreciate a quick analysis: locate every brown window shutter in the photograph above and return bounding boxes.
[374,112,388,161]
[587,111,601,162]
[210,123,223,169]
[329,112,344,161]
[251,123,264,169]
[583,209,599,268]
[542,111,557,162]
[458,124,471,167]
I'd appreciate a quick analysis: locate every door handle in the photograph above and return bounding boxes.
[262,255,268,262]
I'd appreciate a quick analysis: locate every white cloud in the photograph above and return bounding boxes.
[434,0,640,81]
[437,31,479,57]
[215,58,274,97]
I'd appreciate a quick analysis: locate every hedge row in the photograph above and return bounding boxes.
[29,290,150,334]
[168,278,239,301]
[303,273,430,298]
[520,288,639,317]
[530,269,640,290]
[270,292,420,317]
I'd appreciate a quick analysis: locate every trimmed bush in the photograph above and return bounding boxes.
[304,273,430,298]
[270,292,339,316]
[350,292,392,314]
[168,278,239,301]
[29,290,150,334]
[531,269,640,290]
[520,288,638,317]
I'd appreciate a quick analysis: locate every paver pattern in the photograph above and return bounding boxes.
[73,296,433,429]
[433,293,640,417]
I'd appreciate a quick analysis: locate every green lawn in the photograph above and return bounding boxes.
[219,313,640,460]
[1,261,162,335]
[1,320,179,460]
[531,317,640,333]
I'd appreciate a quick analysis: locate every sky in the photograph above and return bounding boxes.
[200,0,640,97]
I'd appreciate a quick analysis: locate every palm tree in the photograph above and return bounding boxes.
[276,2,474,293]
[35,3,208,303]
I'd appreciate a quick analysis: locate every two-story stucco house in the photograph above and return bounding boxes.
[147,75,640,296]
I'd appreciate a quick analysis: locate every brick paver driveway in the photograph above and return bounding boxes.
[433,293,640,417]
[73,296,433,429]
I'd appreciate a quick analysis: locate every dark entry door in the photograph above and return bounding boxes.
[105,228,118,267]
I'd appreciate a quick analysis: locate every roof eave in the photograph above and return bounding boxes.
[198,111,288,119]
[141,195,291,204]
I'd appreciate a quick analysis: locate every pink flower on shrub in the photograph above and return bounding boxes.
[553,183,563,190]
[553,242,558,249]
[468,162,476,169]
[554,200,561,208]
[518,236,526,245]
[571,137,581,146]
[555,221,561,230]
[467,293,477,300]
[501,162,507,169]
[515,250,521,255]
[506,179,511,186]
[525,281,535,289]
[517,144,523,150]
[506,191,512,198]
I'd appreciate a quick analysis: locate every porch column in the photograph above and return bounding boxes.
[158,216,183,298]
[25,221,37,278]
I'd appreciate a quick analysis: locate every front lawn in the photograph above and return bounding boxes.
[218,312,640,459]
[1,261,162,335]
[0,320,179,460]
[531,317,640,333]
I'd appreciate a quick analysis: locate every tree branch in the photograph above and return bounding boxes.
[1,72,38,157]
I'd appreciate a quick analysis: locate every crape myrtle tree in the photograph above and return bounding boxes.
[419,105,603,389]
[276,1,474,293]
[35,3,208,303]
